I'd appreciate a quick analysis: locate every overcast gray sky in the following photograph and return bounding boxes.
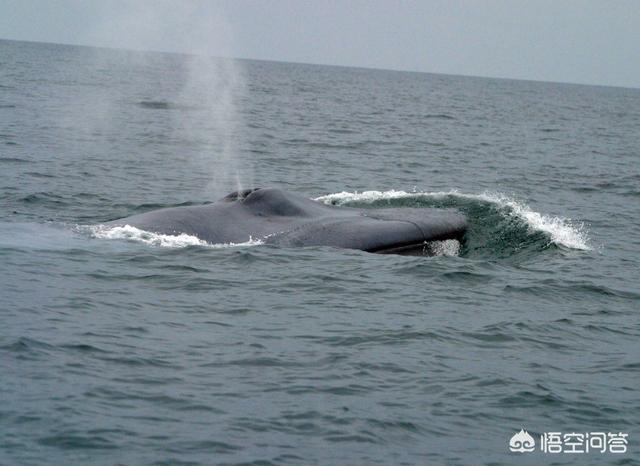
[1,0,638,88]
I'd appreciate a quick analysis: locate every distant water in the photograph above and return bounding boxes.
[1,39,639,465]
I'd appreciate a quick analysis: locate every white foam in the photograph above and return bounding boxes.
[316,189,443,204]
[90,225,263,249]
[315,190,590,251]
[428,239,462,256]
[473,192,591,251]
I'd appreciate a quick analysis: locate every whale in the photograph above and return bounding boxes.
[106,188,468,255]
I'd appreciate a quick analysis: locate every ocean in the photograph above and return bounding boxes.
[1,39,638,465]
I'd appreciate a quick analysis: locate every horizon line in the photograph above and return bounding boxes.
[1,36,638,91]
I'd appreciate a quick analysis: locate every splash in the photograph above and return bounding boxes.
[90,225,263,249]
[427,239,461,257]
[473,192,590,251]
[315,190,590,250]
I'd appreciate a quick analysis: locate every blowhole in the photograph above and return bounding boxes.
[223,188,261,201]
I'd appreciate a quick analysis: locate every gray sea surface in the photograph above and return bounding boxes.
[1,39,639,465]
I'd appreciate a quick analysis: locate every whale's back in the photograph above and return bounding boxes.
[107,188,468,254]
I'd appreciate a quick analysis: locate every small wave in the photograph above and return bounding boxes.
[136,100,198,111]
[137,100,173,109]
[316,190,590,250]
[423,113,455,120]
[0,157,29,163]
[89,225,263,249]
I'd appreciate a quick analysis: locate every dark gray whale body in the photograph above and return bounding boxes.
[108,188,467,254]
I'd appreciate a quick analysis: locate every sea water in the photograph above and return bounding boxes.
[1,39,639,465]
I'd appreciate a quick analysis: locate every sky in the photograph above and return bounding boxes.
[0,0,638,88]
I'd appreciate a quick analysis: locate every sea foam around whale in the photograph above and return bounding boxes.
[315,190,590,251]
[90,224,264,248]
